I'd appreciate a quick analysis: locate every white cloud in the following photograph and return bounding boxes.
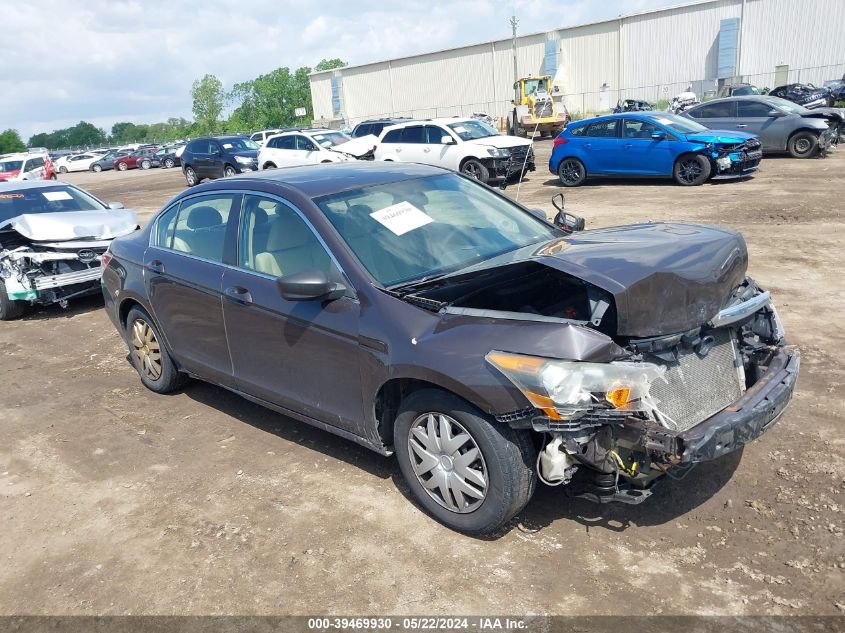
[3,0,672,140]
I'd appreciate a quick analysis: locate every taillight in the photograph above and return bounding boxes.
[101,252,113,268]
[553,136,568,147]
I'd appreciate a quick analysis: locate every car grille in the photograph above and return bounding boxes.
[510,145,534,164]
[648,329,744,432]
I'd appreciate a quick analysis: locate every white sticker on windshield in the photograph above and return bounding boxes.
[222,143,233,149]
[43,191,73,201]
[452,126,467,133]
[370,202,433,236]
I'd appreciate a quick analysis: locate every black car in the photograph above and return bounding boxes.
[101,162,797,534]
[150,147,181,169]
[823,80,845,103]
[351,118,414,138]
[769,84,832,109]
[181,136,259,186]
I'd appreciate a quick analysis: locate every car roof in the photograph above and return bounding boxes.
[224,161,448,198]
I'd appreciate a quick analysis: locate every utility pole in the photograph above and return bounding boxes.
[510,12,519,103]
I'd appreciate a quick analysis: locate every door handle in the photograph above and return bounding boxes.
[396,148,402,153]
[423,148,431,153]
[583,142,591,149]
[622,143,632,148]
[736,124,747,128]
[148,260,165,274]
[224,286,253,305]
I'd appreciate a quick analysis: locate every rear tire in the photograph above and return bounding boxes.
[460,158,490,183]
[184,166,198,187]
[140,159,151,170]
[0,280,26,321]
[787,131,818,158]
[673,154,711,186]
[263,162,277,170]
[58,166,68,174]
[557,158,586,187]
[164,158,175,169]
[125,307,187,394]
[394,388,537,535]
[118,162,128,171]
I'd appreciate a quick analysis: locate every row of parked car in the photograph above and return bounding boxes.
[177,91,839,192]
[52,143,186,174]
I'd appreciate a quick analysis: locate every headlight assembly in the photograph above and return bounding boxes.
[486,148,511,158]
[486,351,665,420]
[235,155,254,165]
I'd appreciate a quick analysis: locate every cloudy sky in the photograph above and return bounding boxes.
[4,0,673,141]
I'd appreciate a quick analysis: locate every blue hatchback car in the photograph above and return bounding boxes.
[549,112,762,187]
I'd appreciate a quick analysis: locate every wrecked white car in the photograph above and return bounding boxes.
[0,181,138,320]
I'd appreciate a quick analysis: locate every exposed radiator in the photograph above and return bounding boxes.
[649,328,744,432]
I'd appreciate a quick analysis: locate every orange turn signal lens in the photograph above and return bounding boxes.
[486,352,544,374]
[606,386,632,409]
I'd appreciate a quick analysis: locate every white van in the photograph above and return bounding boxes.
[0,152,55,182]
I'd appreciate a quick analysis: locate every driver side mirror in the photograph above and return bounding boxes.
[551,193,585,233]
[108,202,124,210]
[767,109,784,117]
[441,135,456,145]
[276,268,347,302]
[651,130,666,140]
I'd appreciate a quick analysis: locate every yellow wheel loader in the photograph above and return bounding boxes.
[507,75,570,138]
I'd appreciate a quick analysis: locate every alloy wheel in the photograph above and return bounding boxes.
[559,159,583,185]
[164,159,174,168]
[224,166,236,177]
[185,168,196,185]
[677,158,702,184]
[407,413,488,513]
[131,319,162,380]
[462,162,483,180]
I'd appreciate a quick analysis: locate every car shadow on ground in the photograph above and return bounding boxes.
[177,379,742,540]
[179,381,397,482]
[540,176,751,189]
[19,294,105,322]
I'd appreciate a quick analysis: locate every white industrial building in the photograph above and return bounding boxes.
[309,0,845,126]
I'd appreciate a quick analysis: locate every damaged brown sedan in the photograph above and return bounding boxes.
[101,162,798,534]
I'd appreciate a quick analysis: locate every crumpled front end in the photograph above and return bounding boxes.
[1,239,108,306]
[488,277,797,503]
[709,138,763,179]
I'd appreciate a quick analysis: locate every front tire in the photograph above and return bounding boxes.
[0,280,26,321]
[125,307,187,394]
[557,157,586,187]
[164,158,175,169]
[460,158,490,183]
[673,154,711,185]
[58,166,68,174]
[787,131,818,158]
[263,162,277,170]
[118,162,128,171]
[223,165,237,178]
[184,166,198,186]
[394,389,537,535]
[92,164,102,173]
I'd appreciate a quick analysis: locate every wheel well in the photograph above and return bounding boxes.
[458,156,482,170]
[375,378,459,447]
[787,128,819,140]
[674,151,705,166]
[263,162,276,169]
[118,298,144,328]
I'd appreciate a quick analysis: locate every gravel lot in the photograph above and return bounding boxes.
[1,142,843,616]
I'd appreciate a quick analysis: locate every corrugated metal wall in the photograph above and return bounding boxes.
[310,0,844,125]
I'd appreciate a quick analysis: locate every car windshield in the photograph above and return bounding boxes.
[0,160,23,173]
[647,113,708,133]
[314,173,559,287]
[220,138,259,151]
[311,131,351,148]
[0,185,107,223]
[447,120,499,141]
[824,80,843,88]
[769,97,809,114]
[733,86,760,95]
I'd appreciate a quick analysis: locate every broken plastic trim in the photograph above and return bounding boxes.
[709,291,770,328]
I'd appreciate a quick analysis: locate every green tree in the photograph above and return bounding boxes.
[191,74,226,134]
[314,58,346,72]
[66,121,106,146]
[0,129,27,153]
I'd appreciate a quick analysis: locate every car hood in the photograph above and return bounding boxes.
[333,134,379,158]
[684,130,756,144]
[233,150,258,159]
[0,209,138,241]
[467,135,530,150]
[450,222,747,338]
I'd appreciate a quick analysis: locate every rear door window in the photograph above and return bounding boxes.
[382,129,403,143]
[583,120,620,138]
[166,194,237,262]
[690,101,736,118]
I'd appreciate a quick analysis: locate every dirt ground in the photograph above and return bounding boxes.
[1,144,843,617]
